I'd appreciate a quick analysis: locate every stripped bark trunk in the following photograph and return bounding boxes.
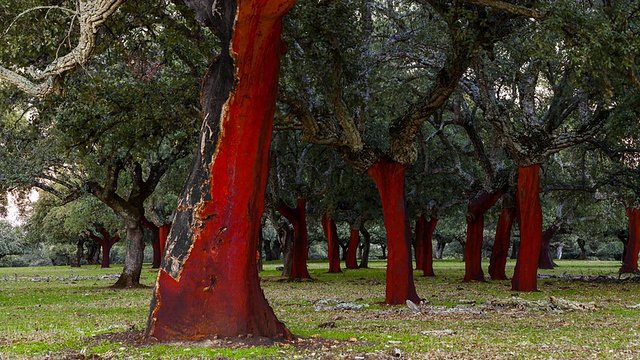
[538,224,559,269]
[367,159,419,305]
[279,199,311,279]
[142,217,161,269]
[512,164,543,292]
[321,212,342,273]
[489,206,515,280]
[620,208,640,274]
[346,228,360,269]
[464,189,505,282]
[145,0,294,340]
[87,228,121,269]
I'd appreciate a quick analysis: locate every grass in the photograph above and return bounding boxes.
[0,260,639,359]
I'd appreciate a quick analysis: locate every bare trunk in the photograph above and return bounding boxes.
[145,0,294,340]
[367,159,419,305]
[489,206,515,280]
[321,212,342,273]
[538,225,559,269]
[279,199,311,279]
[512,164,543,292]
[464,189,504,282]
[346,228,360,269]
[620,208,640,274]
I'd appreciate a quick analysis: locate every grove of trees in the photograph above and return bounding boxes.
[1,0,640,342]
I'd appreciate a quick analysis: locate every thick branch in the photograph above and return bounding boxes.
[0,0,125,97]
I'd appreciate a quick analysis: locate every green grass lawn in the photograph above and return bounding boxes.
[0,260,638,359]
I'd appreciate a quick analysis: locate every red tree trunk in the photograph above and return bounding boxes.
[464,190,505,282]
[158,222,171,265]
[145,0,294,341]
[414,217,424,271]
[489,207,515,280]
[321,212,342,273]
[512,164,543,292]
[87,229,120,269]
[278,199,311,279]
[538,224,559,270]
[422,216,437,277]
[142,218,162,269]
[346,228,360,269]
[620,208,640,274]
[367,159,420,305]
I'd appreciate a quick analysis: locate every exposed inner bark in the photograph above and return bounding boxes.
[145,0,295,340]
[346,228,360,269]
[321,212,342,273]
[464,189,505,282]
[512,164,543,292]
[86,228,121,269]
[538,224,559,270]
[278,199,311,279]
[620,208,640,274]
[367,159,420,305]
[489,206,515,280]
[142,218,161,269]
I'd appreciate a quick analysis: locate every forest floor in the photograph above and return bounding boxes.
[0,259,639,359]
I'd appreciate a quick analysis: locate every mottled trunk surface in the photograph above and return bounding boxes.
[142,218,161,269]
[538,225,559,270]
[464,190,505,282]
[145,0,294,341]
[279,225,294,277]
[278,199,311,279]
[414,218,424,271]
[346,228,360,269]
[158,222,171,266]
[489,207,515,280]
[422,216,437,277]
[72,239,84,267]
[359,225,371,268]
[113,219,144,288]
[321,213,341,273]
[367,159,420,305]
[620,208,640,274]
[512,164,543,292]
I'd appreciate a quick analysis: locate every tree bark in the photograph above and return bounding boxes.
[145,0,294,341]
[346,228,360,269]
[367,159,420,305]
[620,208,640,274]
[512,164,543,292]
[279,225,294,277]
[538,224,559,269]
[435,235,446,260]
[414,218,424,271]
[158,222,171,266]
[113,219,144,287]
[72,239,84,267]
[464,189,505,282]
[87,228,120,269]
[359,224,371,268]
[142,217,161,269]
[423,216,437,277]
[321,212,341,273]
[489,206,515,280]
[278,199,311,279]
